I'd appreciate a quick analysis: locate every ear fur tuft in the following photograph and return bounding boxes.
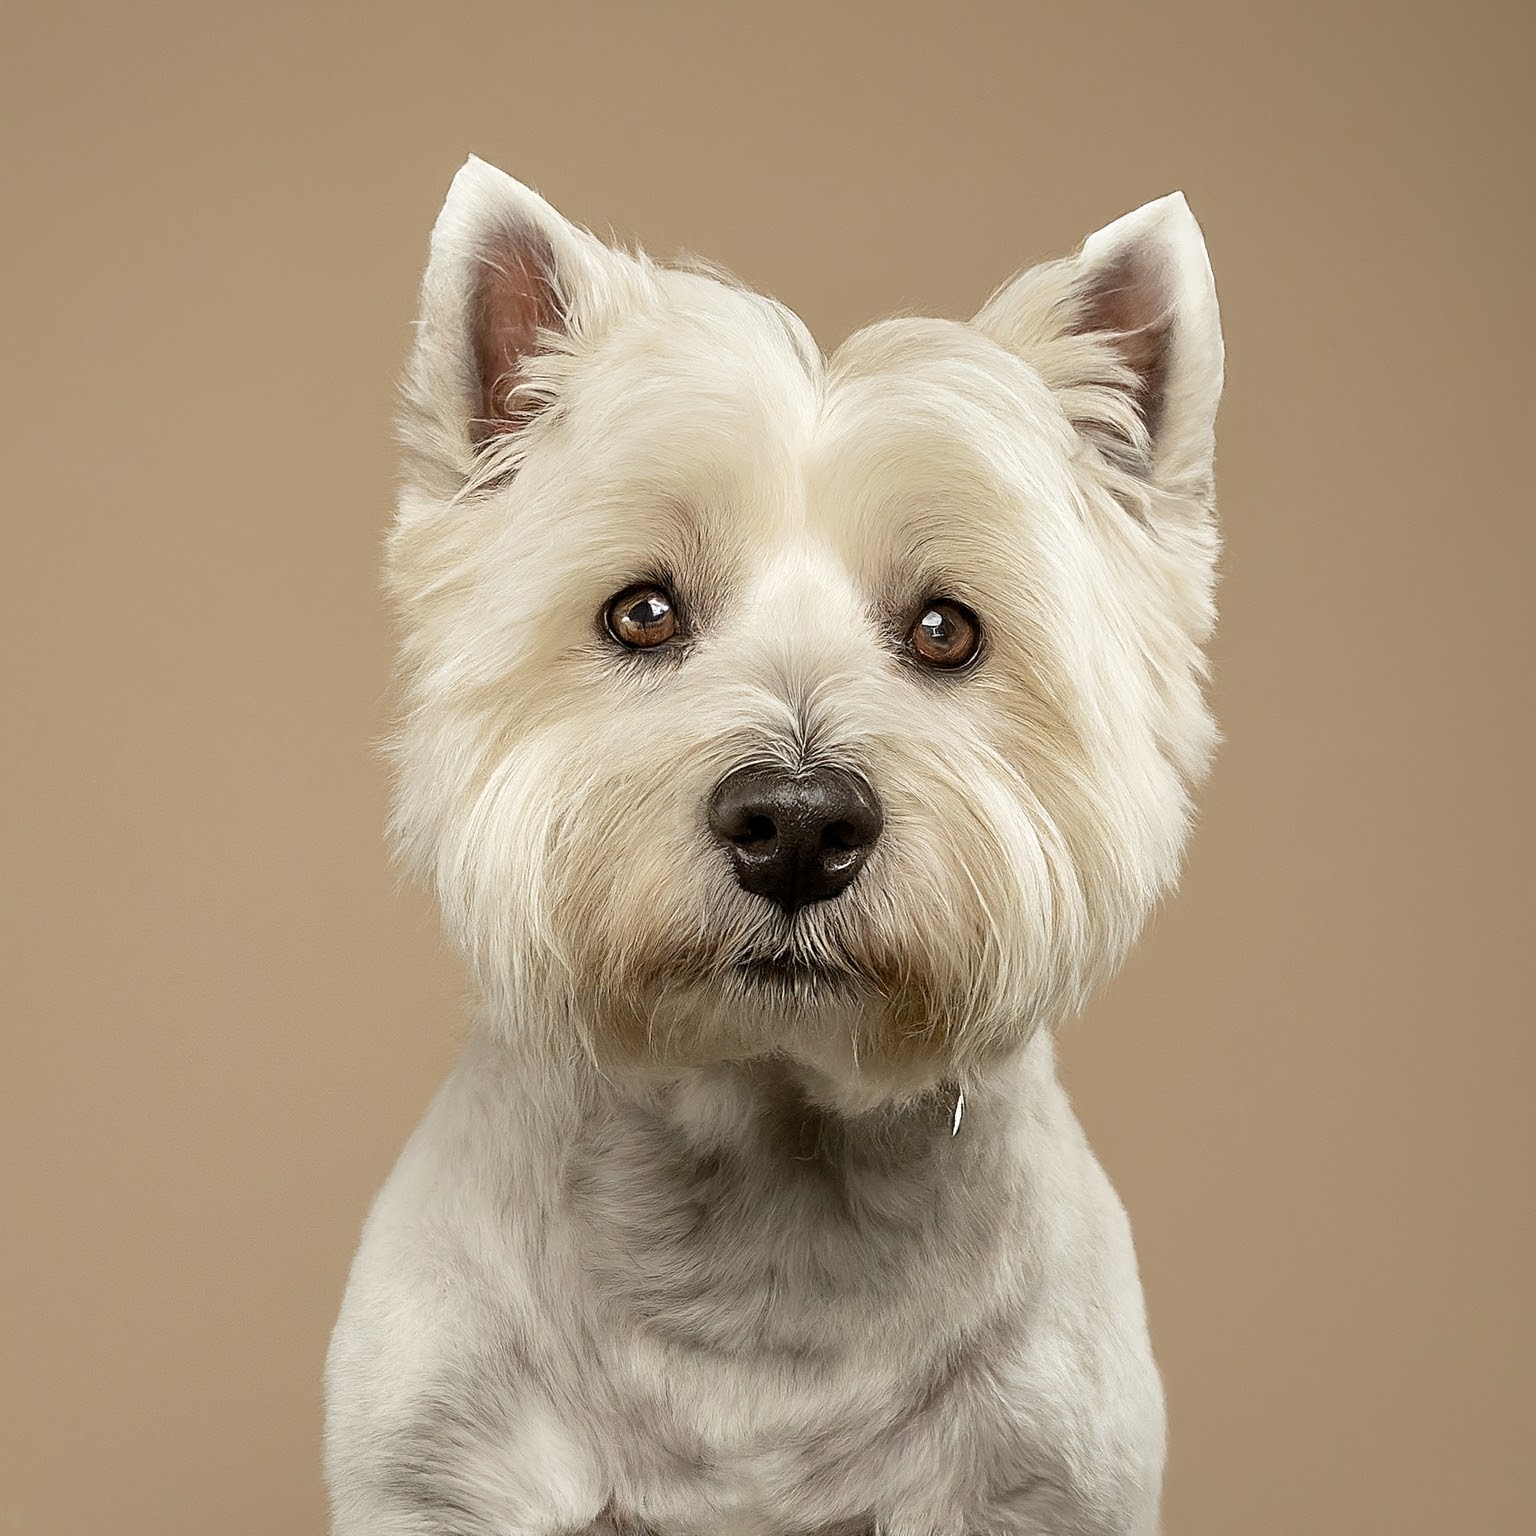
[974,193,1224,507]
[400,156,646,490]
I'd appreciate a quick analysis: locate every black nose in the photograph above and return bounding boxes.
[707,765,884,915]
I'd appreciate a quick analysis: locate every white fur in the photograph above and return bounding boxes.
[326,157,1223,1536]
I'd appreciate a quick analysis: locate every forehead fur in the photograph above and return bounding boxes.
[571,262,824,460]
[447,273,1101,592]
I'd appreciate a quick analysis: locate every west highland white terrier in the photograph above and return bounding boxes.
[325,155,1223,1536]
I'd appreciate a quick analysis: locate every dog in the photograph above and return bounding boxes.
[325,155,1223,1536]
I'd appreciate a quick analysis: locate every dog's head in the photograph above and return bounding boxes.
[387,157,1222,1098]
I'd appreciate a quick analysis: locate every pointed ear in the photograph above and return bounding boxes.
[401,156,642,485]
[974,193,1223,503]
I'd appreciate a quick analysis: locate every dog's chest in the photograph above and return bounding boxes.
[575,1242,981,1531]
[596,1514,875,1536]
[585,1384,935,1536]
[589,1511,874,1536]
[554,1079,1020,1532]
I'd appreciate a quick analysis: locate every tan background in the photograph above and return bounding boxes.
[3,3,1531,1532]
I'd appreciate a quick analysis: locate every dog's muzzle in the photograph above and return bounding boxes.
[707,764,883,916]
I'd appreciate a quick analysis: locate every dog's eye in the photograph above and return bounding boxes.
[605,584,680,649]
[907,599,982,670]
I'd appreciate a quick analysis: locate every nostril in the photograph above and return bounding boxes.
[821,820,859,852]
[737,814,777,849]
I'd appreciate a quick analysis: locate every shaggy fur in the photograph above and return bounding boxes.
[325,156,1223,1536]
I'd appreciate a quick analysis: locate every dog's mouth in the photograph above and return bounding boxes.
[731,951,854,1000]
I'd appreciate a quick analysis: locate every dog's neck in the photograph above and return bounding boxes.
[541,1036,1060,1360]
[637,1056,971,1170]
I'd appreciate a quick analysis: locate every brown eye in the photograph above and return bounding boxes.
[604,584,680,649]
[907,599,982,670]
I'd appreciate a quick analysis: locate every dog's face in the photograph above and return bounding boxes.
[388,158,1222,1098]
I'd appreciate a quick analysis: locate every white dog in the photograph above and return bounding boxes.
[325,155,1223,1536]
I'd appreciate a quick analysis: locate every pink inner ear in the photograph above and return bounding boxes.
[470,223,564,443]
[1073,244,1174,446]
